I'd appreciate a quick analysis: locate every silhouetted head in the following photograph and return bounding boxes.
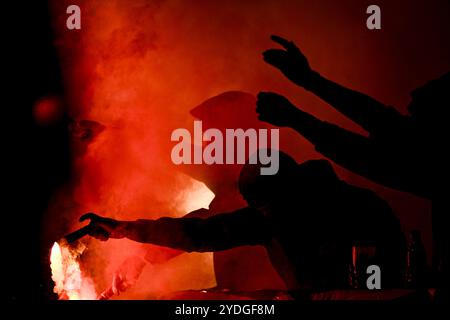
[238,150,339,208]
[408,72,450,127]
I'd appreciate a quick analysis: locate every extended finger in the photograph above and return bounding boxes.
[79,212,102,223]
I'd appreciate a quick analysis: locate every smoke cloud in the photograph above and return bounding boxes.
[44,0,449,298]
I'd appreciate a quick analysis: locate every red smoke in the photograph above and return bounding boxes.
[33,96,63,126]
[44,0,449,298]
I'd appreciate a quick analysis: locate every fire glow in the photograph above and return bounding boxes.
[50,241,97,300]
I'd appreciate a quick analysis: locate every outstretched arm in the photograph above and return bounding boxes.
[263,35,405,134]
[79,207,270,252]
[256,92,427,197]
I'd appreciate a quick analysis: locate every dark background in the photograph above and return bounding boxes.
[6,0,70,302]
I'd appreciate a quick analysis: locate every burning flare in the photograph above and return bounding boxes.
[50,241,97,300]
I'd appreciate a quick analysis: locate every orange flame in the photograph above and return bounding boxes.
[50,241,97,300]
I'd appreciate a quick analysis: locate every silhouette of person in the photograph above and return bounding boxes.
[79,151,405,296]
[257,35,448,199]
[256,35,449,296]
[102,91,284,298]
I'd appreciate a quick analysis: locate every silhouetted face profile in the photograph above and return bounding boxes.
[408,71,449,130]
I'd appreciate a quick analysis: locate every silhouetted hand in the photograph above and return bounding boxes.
[263,35,315,87]
[256,92,299,127]
[79,213,127,241]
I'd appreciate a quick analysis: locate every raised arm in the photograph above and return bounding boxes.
[79,207,270,252]
[263,35,405,134]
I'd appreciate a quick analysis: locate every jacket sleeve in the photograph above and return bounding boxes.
[306,73,407,136]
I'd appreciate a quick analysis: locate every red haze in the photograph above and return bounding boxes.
[44,0,449,298]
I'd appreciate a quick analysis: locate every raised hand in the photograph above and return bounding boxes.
[256,92,299,127]
[263,35,315,88]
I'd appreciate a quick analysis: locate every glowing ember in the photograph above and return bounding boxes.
[50,241,97,300]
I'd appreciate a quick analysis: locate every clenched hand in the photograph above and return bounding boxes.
[256,92,299,127]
